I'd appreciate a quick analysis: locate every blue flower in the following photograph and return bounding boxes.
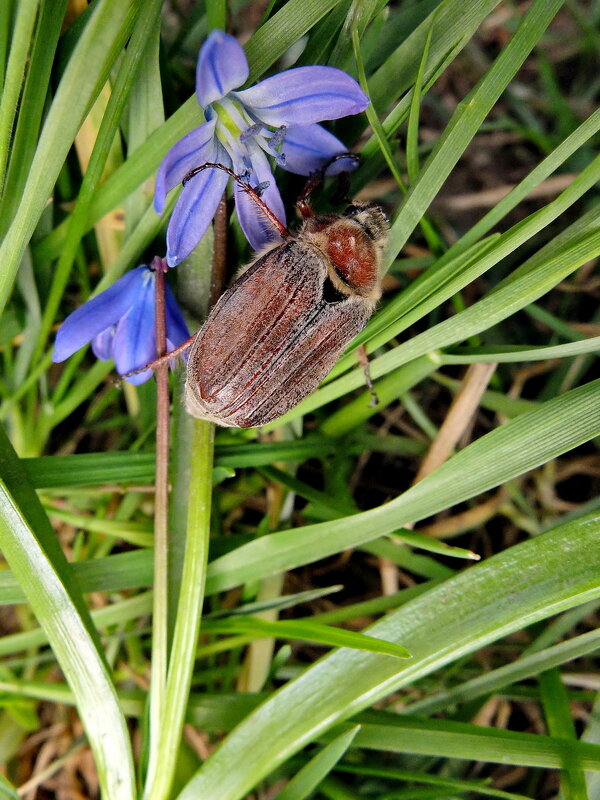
[53,265,189,385]
[155,30,369,266]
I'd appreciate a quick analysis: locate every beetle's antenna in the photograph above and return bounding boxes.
[118,335,195,381]
[357,344,379,407]
[182,162,289,239]
[296,152,360,219]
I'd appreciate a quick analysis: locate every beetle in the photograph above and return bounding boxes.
[182,161,388,427]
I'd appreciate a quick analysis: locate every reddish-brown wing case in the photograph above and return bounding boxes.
[185,239,373,427]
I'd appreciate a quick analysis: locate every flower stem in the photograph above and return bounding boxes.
[145,419,214,800]
[146,256,170,791]
[211,193,228,305]
[144,221,222,798]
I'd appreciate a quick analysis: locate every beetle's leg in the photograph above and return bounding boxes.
[182,162,289,239]
[296,152,360,219]
[357,344,379,408]
[118,335,196,380]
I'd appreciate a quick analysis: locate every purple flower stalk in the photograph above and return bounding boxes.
[155,29,369,266]
[53,265,189,385]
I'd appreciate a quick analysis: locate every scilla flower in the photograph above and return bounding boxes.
[155,29,369,266]
[53,264,189,385]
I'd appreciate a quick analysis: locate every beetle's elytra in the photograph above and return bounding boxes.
[185,201,389,427]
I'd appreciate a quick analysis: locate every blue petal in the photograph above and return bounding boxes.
[196,30,249,107]
[154,119,217,214]
[234,141,286,251]
[280,124,359,176]
[91,326,116,360]
[233,66,368,127]
[164,283,190,348]
[112,270,156,385]
[166,162,229,267]
[53,266,148,363]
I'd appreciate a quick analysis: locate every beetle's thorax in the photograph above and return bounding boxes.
[298,203,388,304]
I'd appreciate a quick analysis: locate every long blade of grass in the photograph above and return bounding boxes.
[351,717,600,770]
[443,338,600,363]
[205,618,410,659]
[405,12,435,183]
[0,0,39,196]
[334,763,533,800]
[0,0,68,233]
[277,726,360,800]
[539,668,588,799]
[0,550,153,605]
[408,628,600,716]
[351,23,441,252]
[0,429,135,799]
[0,592,152,657]
[20,438,365,489]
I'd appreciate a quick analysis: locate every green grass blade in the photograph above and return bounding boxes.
[277,726,360,800]
[206,0,226,32]
[405,13,435,183]
[334,763,533,800]
[21,438,358,489]
[22,451,157,488]
[208,586,344,620]
[176,512,600,800]
[352,717,600,770]
[124,23,164,234]
[205,619,411,659]
[0,592,152,657]
[350,23,440,252]
[0,0,38,196]
[0,774,19,800]
[0,549,153,605]
[539,668,588,800]
[43,506,153,547]
[244,0,344,83]
[408,628,600,716]
[0,0,68,233]
[442,337,600,363]
[0,490,135,797]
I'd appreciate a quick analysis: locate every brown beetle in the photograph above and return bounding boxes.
[183,163,388,427]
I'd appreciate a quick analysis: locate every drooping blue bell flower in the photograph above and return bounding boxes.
[155,29,369,266]
[53,265,189,385]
